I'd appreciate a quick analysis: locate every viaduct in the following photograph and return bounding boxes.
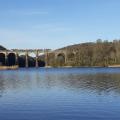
[0,48,77,67]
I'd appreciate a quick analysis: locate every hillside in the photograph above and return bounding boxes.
[59,42,95,50]
[52,40,120,67]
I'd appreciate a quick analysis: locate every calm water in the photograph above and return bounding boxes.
[0,68,120,120]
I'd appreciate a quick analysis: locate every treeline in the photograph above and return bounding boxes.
[48,39,120,67]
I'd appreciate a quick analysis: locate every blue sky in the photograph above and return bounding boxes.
[0,0,120,49]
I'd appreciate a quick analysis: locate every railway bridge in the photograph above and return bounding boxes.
[0,48,77,67]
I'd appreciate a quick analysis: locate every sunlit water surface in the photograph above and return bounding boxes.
[0,68,120,120]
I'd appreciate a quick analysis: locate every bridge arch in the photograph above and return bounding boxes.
[27,52,36,67]
[0,53,6,66]
[56,53,66,66]
[18,52,26,67]
[7,53,16,66]
[38,53,46,67]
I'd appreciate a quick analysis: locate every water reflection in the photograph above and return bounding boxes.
[0,68,120,96]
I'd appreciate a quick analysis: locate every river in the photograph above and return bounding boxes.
[0,68,120,120]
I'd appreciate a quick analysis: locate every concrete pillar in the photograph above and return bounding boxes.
[25,51,28,67]
[35,50,38,68]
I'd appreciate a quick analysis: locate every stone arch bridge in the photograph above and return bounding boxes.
[0,49,77,67]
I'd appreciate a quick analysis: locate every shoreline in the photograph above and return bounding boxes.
[108,65,120,67]
[1,65,120,70]
[0,65,19,70]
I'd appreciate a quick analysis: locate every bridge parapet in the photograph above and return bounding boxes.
[12,49,51,53]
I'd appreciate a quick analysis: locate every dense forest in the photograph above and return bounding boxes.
[48,39,120,67]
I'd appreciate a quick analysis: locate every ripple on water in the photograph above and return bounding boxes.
[0,68,120,120]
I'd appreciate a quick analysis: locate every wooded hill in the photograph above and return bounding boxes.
[52,39,120,67]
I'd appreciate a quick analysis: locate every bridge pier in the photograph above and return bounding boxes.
[35,50,38,68]
[44,50,48,67]
[64,51,67,64]
[15,53,18,65]
[45,53,47,67]
[25,51,28,68]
